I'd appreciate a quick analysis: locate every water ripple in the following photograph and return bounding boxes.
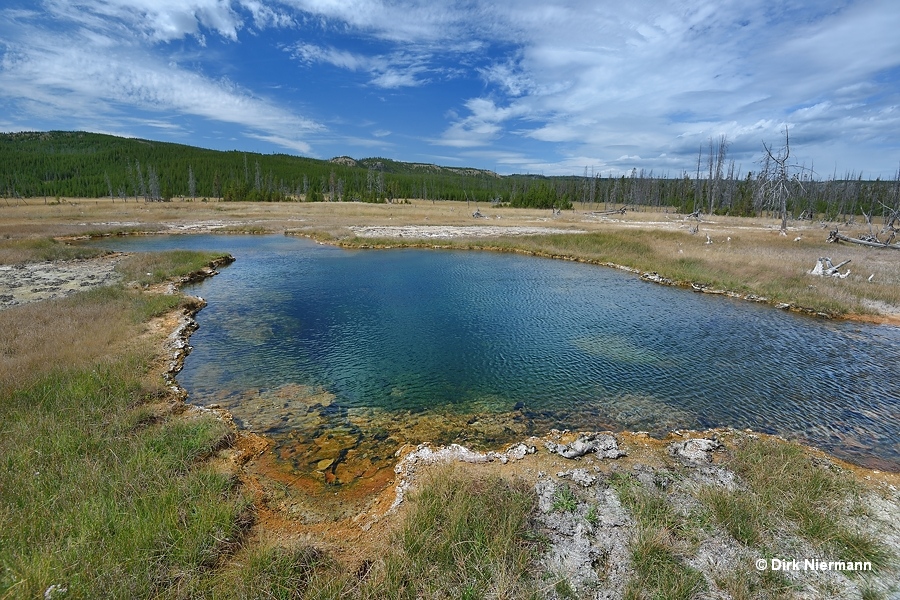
[94,234,900,469]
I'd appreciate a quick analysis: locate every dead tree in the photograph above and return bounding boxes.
[707,135,728,214]
[827,229,900,250]
[584,207,626,216]
[759,127,794,233]
[809,257,851,278]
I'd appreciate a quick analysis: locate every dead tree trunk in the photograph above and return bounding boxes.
[809,257,851,277]
[760,127,795,233]
[827,229,900,250]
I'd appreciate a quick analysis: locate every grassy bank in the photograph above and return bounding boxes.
[182,466,543,599]
[0,251,249,599]
[318,227,900,317]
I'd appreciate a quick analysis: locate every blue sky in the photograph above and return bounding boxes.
[1,0,899,178]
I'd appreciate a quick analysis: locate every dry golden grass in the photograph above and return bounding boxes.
[0,285,185,393]
[0,287,133,390]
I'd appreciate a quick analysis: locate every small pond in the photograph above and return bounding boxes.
[97,234,900,472]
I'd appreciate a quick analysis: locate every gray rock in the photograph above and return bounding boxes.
[667,437,721,465]
[557,468,598,487]
[545,433,626,459]
[504,442,536,461]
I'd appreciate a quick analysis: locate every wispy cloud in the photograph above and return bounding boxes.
[427,0,900,174]
[0,1,323,153]
[287,42,436,88]
[1,0,898,175]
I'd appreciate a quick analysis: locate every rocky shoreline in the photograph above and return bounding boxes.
[376,429,900,599]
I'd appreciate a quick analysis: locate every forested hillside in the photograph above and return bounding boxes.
[0,131,514,205]
[2,131,899,222]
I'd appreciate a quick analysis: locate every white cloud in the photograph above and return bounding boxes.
[287,42,433,88]
[424,0,900,175]
[435,97,531,148]
[2,0,899,176]
[280,0,486,43]
[290,43,373,71]
[245,133,313,154]
[41,0,246,42]
[342,135,394,149]
[370,67,428,89]
[0,10,323,154]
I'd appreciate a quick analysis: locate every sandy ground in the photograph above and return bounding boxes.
[347,224,586,238]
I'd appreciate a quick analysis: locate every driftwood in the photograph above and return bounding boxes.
[584,207,627,216]
[827,229,900,250]
[809,257,851,278]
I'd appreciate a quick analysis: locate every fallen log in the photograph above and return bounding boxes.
[584,207,627,216]
[826,229,900,250]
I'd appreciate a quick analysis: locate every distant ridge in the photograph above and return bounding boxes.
[330,155,499,179]
[0,131,515,203]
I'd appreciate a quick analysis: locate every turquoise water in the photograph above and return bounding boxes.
[98,235,900,469]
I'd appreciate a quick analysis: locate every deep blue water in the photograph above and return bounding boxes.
[96,234,900,469]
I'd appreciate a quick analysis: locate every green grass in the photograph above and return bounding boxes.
[363,466,541,600]
[115,249,233,286]
[552,484,579,513]
[216,225,273,235]
[69,283,186,322]
[0,237,109,264]
[81,225,167,238]
[610,472,707,600]
[623,530,706,600]
[697,437,894,598]
[610,473,683,534]
[702,489,762,547]
[714,437,890,566]
[0,251,250,599]
[0,359,249,599]
[194,544,331,600]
